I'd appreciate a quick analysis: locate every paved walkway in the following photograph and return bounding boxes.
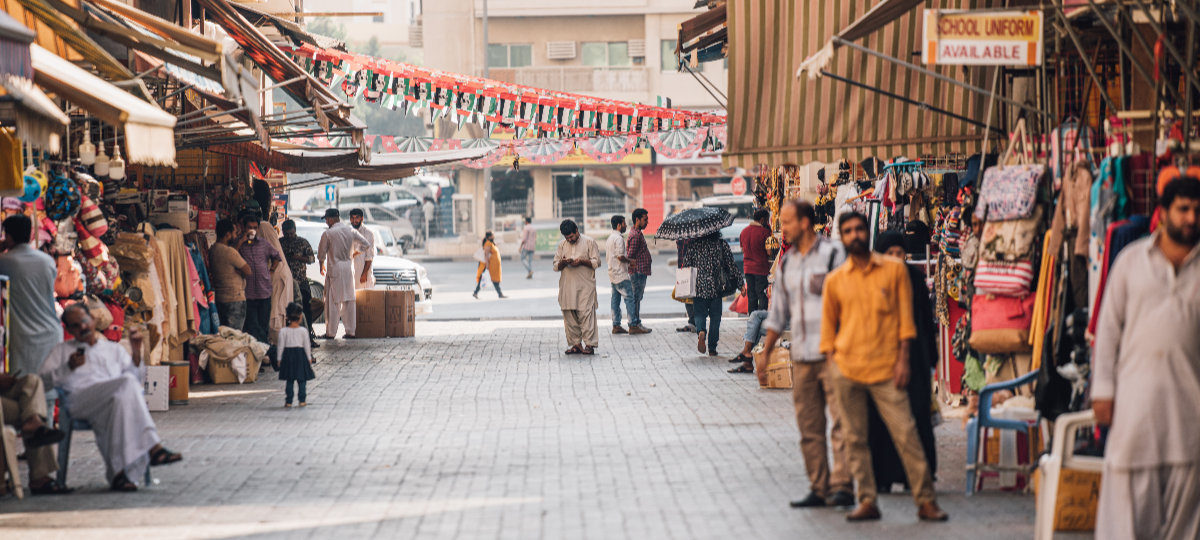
[0,318,1045,539]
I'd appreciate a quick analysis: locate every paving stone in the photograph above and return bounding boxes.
[0,318,1045,539]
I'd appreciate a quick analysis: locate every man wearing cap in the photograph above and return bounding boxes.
[347,208,376,290]
[317,209,372,339]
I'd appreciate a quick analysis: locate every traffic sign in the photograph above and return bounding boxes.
[730,176,746,196]
[325,185,336,201]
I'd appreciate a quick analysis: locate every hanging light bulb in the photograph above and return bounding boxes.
[109,142,125,180]
[79,122,95,165]
[94,140,110,177]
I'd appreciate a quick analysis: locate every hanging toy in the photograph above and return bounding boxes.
[19,169,47,203]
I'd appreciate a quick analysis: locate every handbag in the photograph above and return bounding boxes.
[675,267,698,299]
[974,119,1044,222]
[973,260,1035,296]
[981,206,1043,261]
[473,247,488,264]
[969,294,1035,354]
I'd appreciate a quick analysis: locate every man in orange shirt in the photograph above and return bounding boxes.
[820,211,947,523]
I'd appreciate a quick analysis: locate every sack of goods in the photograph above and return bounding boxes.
[675,267,697,299]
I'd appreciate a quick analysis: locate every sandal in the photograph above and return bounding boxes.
[728,353,753,364]
[564,346,583,355]
[149,446,183,467]
[728,364,754,373]
[22,425,65,449]
[580,346,595,355]
[110,472,138,492]
[30,480,74,496]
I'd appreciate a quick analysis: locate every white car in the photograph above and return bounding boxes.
[293,221,434,315]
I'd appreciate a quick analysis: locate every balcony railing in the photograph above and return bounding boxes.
[480,67,648,94]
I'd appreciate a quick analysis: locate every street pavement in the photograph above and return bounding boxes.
[420,258,684,321]
[0,317,1054,540]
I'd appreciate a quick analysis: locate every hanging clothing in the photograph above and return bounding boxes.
[1048,160,1094,258]
[1089,216,1150,336]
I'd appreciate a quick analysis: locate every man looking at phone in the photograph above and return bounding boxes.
[40,305,183,492]
[554,219,601,355]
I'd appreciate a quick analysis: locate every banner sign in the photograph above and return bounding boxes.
[922,10,1043,66]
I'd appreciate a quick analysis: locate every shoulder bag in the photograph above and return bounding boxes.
[969,294,1035,354]
[981,206,1043,261]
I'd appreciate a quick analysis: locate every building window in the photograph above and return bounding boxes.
[488,44,533,68]
[582,42,633,67]
[373,14,385,23]
[661,39,678,72]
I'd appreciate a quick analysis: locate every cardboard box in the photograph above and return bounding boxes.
[197,210,216,230]
[206,352,261,384]
[1032,468,1102,532]
[355,289,387,338]
[754,344,792,389]
[167,193,189,213]
[385,289,416,337]
[143,365,169,411]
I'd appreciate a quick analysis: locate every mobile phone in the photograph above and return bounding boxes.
[76,347,86,355]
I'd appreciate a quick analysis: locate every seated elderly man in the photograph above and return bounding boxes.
[39,304,183,492]
[0,372,68,494]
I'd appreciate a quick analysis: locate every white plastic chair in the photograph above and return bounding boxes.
[1034,409,1103,540]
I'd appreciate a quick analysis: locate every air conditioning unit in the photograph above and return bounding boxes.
[546,41,576,60]
[408,24,423,48]
[628,39,646,57]
[452,194,474,236]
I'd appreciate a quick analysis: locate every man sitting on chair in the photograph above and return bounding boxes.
[39,304,183,492]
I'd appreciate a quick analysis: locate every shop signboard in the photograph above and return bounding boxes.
[922,10,1043,66]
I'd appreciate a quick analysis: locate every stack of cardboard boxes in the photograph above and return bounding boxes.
[356,289,416,338]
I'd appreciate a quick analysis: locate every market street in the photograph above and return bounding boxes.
[0,319,1051,540]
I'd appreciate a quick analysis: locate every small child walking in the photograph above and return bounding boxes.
[279,302,315,407]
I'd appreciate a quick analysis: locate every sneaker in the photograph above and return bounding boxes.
[299,402,308,407]
[612,326,628,334]
[789,492,826,508]
[629,325,653,335]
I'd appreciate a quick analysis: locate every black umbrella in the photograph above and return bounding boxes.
[655,207,735,240]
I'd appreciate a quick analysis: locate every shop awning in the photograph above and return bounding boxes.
[206,142,490,182]
[678,4,726,55]
[795,0,926,77]
[30,43,175,164]
[196,0,363,138]
[723,0,990,168]
[227,2,321,48]
[0,74,68,152]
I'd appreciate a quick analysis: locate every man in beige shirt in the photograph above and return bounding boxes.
[553,219,601,355]
[209,219,252,331]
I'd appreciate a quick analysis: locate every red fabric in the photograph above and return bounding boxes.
[1088,219,1130,335]
[971,294,1036,332]
[102,301,124,341]
[739,222,773,275]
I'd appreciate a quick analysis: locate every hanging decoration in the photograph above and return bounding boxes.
[515,139,575,165]
[648,127,708,159]
[577,135,639,163]
[284,44,725,141]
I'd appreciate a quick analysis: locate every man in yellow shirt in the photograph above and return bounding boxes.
[820,211,947,523]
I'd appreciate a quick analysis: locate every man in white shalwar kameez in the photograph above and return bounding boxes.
[39,305,182,491]
[317,208,372,339]
[553,219,601,355]
[1093,177,1200,540]
[348,208,375,290]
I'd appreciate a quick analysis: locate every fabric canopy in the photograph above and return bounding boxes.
[678,4,726,54]
[206,143,491,178]
[0,73,68,152]
[724,0,992,168]
[30,43,176,164]
[796,0,928,77]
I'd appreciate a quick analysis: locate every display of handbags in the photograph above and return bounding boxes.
[969,294,1036,354]
[981,206,1044,261]
[974,260,1035,296]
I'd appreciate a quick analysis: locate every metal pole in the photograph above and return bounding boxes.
[1053,5,1118,115]
[482,0,488,79]
[833,38,1051,117]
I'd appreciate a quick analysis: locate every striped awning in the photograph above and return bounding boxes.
[723,0,994,169]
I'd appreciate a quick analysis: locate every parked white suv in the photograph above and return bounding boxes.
[293,221,433,315]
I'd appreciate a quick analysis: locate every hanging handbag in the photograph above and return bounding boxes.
[78,195,108,237]
[974,119,1044,222]
[473,246,488,264]
[981,206,1043,261]
[969,294,1036,354]
[973,259,1035,296]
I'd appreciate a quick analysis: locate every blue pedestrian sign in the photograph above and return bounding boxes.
[325,185,336,201]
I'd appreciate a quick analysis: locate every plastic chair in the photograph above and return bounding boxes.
[53,389,153,487]
[965,369,1040,495]
[1034,410,1102,540]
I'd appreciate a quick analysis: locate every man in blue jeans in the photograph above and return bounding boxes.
[520,216,536,279]
[606,216,637,333]
[625,208,653,334]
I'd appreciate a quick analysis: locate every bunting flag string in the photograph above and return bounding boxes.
[283,44,725,140]
[647,127,709,159]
